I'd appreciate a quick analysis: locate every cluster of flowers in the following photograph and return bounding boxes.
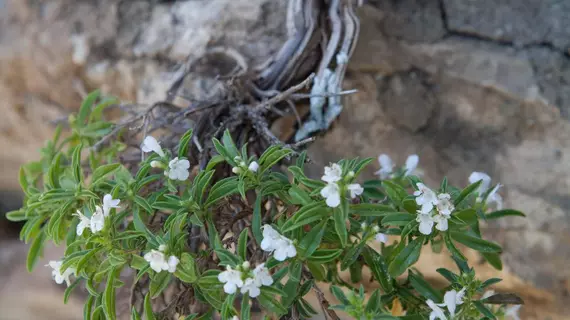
[361,222,389,244]
[142,136,190,181]
[320,163,363,208]
[414,183,455,235]
[375,153,420,179]
[218,225,297,297]
[143,244,179,273]
[74,194,120,236]
[232,156,259,175]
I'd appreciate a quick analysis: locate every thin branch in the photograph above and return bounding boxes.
[313,283,341,320]
[254,73,315,112]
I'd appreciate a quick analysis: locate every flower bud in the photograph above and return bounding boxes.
[242,261,250,270]
[372,225,380,233]
[361,222,367,230]
[248,161,259,172]
[232,167,242,174]
[347,171,355,178]
[150,160,161,168]
[239,161,246,167]
[158,244,166,252]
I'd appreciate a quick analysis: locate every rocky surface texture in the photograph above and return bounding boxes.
[0,0,569,319]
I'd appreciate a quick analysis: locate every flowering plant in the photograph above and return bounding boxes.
[7,92,525,319]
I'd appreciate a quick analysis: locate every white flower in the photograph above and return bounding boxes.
[320,183,341,207]
[167,255,179,273]
[260,225,297,261]
[73,210,91,236]
[322,163,342,183]
[441,288,465,316]
[468,171,492,195]
[248,161,259,172]
[414,183,438,214]
[144,250,169,273]
[89,206,105,233]
[487,184,503,210]
[436,193,454,216]
[426,299,447,320]
[218,266,244,294]
[141,136,165,157]
[375,154,394,179]
[468,172,503,210]
[46,260,75,286]
[417,213,435,235]
[241,277,261,298]
[252,263,273,287]
[375,233,388,244]
[167,157,190,181]
[433,214,449,232]
[505,305,521,320]
[231,317,239,320]
[347,183,363,199]
[404,154,420,176]
[102,194,120,217]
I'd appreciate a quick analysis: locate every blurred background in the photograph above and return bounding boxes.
[1,0,569,319]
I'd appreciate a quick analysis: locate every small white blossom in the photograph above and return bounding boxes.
[248,161,259,172]
[252,263,273,287]
[469,172,503,210]
[90,206,105,233]
[73,210,91,236]
[436,193,454,216]
[322,163,342,183]
[320,183,341,208]
[260,225,297,261]
[505,305,521,320]
[426,299,447,320]
[441,288,465,316]
[144,250,169,273]
[433,214,449,232]
[241,277,261,298]
[167,157,190,181]
[375,154,394,179]
[46,260,75,286]
[218,266,244,294]
[417,213,435,235]
[375,233,388,244]
[102,194,120,217]
[167,255,179,273]
[404,154,420,176]
[347,183,364,199]
[141,136,165,157]
[414,183,438,214]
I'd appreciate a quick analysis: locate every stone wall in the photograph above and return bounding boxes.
[0,0,568,318]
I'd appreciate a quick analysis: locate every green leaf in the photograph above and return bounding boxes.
[252,194,263,244]
[381,213,415,226]
[47,153,63,189]
[215,249,241,267]
[365,289,382,314]
[134,195,154,214]
[150,272,171,298]
[26,230,46,272]
[449,231,502,253]
[77,90,100,125]
[221,129,240,160]
[436,268,459,283]
[282,261,302,307]
[333,210,347,247]
[362,246,393,292]
[259,147,292,175]
[174,253,198,283]
[241,293,251,320]
[480,277,502,289]
[131,307,142,320]
[382,180,408,205]
[63,278,81,304]
[473,301,495,319]
[444,232,467,261]
[388,237,423,277]
[205,176,239,207]
[71,144,83,183]
[454,180,482,206]
[480,293,524,305]
[193,170,215,205]
[340,245,363,271]
[409,272,442,302]
[6,209,27,222]
[144,293,156,320]
[178,128,193,158]
[18,167,30,195]
[350,203,394,217]
[237,228,249,261]
[91,163,121,186]
[451,209,478,226]
[482,252,503,270]
[298,220,327,257]
[282,203,330,232]
[308,249,342,264]
[103,268,117,320]
[485,209,525,220]
[330,286,350,304]
[77,247,104,274]
[89,96,118,122]
[258,291,287,316]
[288,185,312,205]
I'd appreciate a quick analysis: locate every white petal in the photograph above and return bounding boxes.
[426,300,447,320]
[248,161,259,172]
[325,191,341,208]
[224,282,238,294]
[347,183,364,198]
[505,305,521,320]
[142,136,165,157]
[378,154,394,170]
[167,256,179,273]
[322,163,342,183]
[468,171,491,194]
[375,233,388,244]
[404,154,419,176]
[417,214,434,235]
[444,290,457,316]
